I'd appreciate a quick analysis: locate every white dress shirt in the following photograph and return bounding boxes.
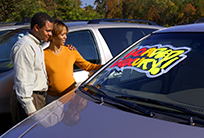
[10,32,48,114]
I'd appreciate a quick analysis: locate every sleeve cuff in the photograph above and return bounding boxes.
[17,96,37,115]
[24,103,37,115]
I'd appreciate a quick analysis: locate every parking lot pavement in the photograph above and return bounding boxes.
[0,113,13,136]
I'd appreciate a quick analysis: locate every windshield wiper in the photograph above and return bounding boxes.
[84,84,107,96]
[83,84,154,117]
[116,95,204,122]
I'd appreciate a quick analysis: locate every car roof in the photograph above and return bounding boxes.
[5,22,162,34]
[1,18,162,31]
[65,21,163,30]
[63,18,163,28]
[69,23,162,29]
[156,23,204,33]
[64,18,159,25]
[0,24,29,31]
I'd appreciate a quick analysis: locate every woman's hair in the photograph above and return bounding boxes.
[49,19,68,41]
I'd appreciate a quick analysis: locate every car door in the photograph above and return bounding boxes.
[66,30,100,85]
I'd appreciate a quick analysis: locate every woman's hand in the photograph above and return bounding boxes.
[66,44,77,51]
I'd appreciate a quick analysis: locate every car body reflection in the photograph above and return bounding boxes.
[33,90,88,128]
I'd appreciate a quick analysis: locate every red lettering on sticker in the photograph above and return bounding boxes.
[124,47,147,59]
[132,48,147,57]
[117,58,135,68]
[110,58,123,68]
[110,57,138,68]
[124,48,138,58]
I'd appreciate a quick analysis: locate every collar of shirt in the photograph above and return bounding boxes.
[27,32,41,45]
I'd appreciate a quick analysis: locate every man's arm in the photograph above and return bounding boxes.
[13,45,37,115]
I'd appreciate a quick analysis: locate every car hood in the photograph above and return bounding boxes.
[2,89,204,138]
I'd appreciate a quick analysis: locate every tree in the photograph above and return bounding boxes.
[149,0,179,26]
[57,0,101,20]
[148,5,162,24]
[192,0,204,20]
[2,0,204,26]
[82,5,102,19]
[94,0,107,18]
[57,0,74,20]
[1,0,51,22]
[105,0,123,18]
[0,0,21,21]
[16,0,48,21]
[180,3,196,23]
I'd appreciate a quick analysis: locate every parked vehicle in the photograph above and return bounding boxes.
[194,18,204,23]
[2,22,204,138]
[0,24,27,36]
[0,19,163,114]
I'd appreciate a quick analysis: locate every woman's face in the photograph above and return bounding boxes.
[53,26,67,46]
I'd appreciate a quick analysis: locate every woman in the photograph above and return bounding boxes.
[44,20,102,104]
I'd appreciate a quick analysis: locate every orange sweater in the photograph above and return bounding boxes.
[44,46,102,96]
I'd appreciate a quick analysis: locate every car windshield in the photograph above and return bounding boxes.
[0,29,27,73]
[81,32,204,120]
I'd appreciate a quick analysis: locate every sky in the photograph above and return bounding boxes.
[81,0,95,7]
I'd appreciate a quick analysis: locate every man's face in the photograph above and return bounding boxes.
[37,21,53,42]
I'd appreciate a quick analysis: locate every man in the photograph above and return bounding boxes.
[10,12,53,125]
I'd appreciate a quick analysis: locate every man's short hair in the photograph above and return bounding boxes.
[30,12,53,29]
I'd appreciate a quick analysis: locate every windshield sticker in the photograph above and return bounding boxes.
[109,44,191,78]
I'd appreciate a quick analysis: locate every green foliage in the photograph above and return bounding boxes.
[0,0,21,21]
[1,0,204,26]
[95,0,107,17]
[56,0,101,20]
[1,0,52,22]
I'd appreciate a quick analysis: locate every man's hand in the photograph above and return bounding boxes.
[28,111,36,116]
[66,44,76,51]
